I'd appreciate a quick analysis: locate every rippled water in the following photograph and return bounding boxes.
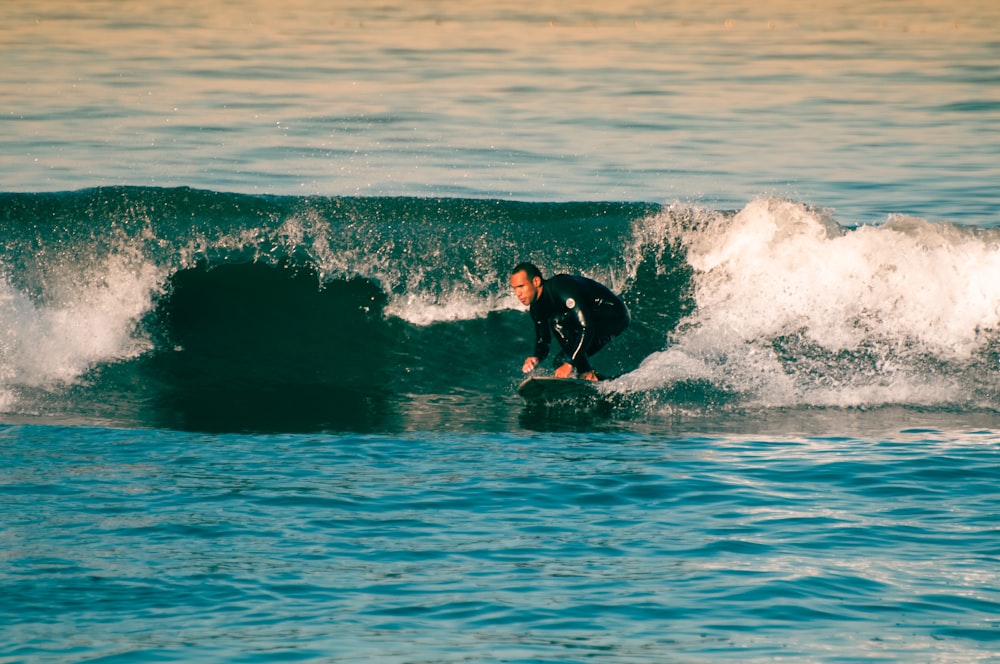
[4,0,999,222]
[3,424,998,662]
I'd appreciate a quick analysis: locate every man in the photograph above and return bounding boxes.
[510,262,630,382]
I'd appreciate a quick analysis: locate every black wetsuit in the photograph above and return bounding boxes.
[528,274,630,374]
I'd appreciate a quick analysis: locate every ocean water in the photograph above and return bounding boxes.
[2,1,999,662]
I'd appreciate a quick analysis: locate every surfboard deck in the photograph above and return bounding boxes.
[517,376,600,403]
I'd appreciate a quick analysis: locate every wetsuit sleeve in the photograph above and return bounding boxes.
[532,312,550,361]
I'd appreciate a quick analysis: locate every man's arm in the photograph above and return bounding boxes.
[531,311,550,362]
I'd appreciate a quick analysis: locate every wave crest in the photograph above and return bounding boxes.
[627,198,1000,408]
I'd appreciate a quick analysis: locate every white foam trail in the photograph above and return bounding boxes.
[386,291,521,326]
[627,198,1000,407]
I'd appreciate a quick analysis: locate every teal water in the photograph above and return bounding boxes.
[4,425,999,662]
[4,1,999,222]
[2,1,999,662]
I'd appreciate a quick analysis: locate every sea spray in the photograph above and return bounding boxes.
[0,251,161,407]
[625,198,1000,409]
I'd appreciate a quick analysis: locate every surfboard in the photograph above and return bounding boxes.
[516,376,600,404]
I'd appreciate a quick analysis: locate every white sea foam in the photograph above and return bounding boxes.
[386,291,521,326]
[624,198,1000,407]
[0,252,162,410]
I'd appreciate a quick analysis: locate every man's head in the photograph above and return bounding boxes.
[510,262,544,306]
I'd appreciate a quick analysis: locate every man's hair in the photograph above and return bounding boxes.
[511,262,544,282]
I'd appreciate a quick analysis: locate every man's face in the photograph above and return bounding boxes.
[510,270,542,306]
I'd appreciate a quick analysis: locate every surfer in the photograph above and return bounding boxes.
[510,262,630,382]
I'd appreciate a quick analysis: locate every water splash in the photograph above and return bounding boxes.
[625,198,1000,409]
[0,250,161,409]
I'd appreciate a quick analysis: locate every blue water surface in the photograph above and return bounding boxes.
[3,1,999,224]
[2,423,998,662]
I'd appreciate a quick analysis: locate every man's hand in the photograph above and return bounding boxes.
[579,370,599,382]
[554,362,575,379]
[522,356,540,373]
